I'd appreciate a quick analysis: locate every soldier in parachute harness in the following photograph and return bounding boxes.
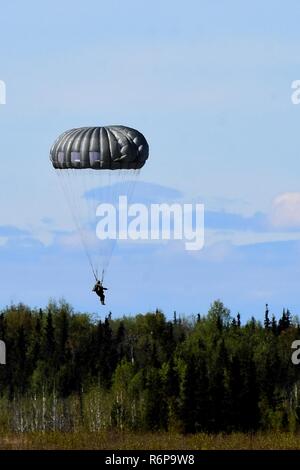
[93,280,107,305]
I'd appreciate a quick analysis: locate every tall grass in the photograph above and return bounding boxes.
[0,431,300,450]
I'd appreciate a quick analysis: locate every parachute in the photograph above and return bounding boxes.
[50,125,149,281]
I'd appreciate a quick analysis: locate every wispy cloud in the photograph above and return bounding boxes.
[84,181,183,204]
[0,225,30,237]
[269,192,300,229]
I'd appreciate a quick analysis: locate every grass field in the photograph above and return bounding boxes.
[0,431,300,450]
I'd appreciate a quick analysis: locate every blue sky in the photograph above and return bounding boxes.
[1,0,300,320]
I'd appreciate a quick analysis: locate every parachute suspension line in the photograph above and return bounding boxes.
[99,168,141,279]
[128,168,140,204]
[93,168,115,282]
[55,169,98,282]
[98,168,126,278]
[70,169,100,282]
[71,169,99,281]
[56,167,141,283]
[96,169,117,281]
[59,169,95,279]
[81,167,118,282]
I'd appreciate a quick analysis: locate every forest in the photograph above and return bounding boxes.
[0,299,299,435]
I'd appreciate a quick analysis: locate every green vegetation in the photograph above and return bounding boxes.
[0,300,299,438]
[1,431,300,450]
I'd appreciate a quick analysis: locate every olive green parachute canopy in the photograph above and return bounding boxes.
[50,125,149,170]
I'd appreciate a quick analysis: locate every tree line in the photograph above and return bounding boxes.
[0,300,299,433]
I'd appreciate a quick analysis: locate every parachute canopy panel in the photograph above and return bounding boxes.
[50,125,149,170]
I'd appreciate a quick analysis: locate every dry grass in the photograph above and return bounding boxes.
[0,431,300,450]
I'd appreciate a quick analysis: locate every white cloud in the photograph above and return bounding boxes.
[270,192,300,228]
